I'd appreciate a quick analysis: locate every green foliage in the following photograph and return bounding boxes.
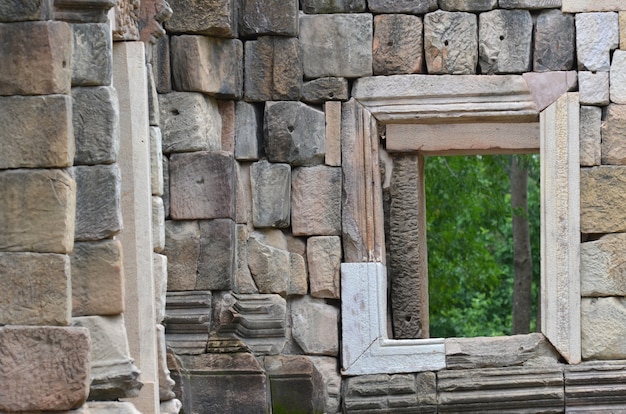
[425,154,540,338]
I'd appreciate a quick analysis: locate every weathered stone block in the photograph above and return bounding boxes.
[156,324,176,401]
[164,290,212,354]
[153,196,165,252]
[150,126,164,195]
[0,0,52,22]
[581,234,626,297]
[291,166,341,236]
[0,169,75,253]
[0,252,70,325]
[301,77,349,104]
[621,12,626,50]
[522,70,578,112]
[325,101,342,167]
[479,9,533,74]
[264,101,325,166]
[579,71,609,106]
[300,13,373,79]
[147,62,160,127]
[235,224,258,293]
[235,101,263,160]
[582,297,626,359]
[533,10,575,72]
[424,11,477,75]
[576,12,619,72]
[240,0,298,36]
[611,50,626,104]
[500,0,561,8]
[291,296,338,356]
[169,151,236,219]
[235,162,250,224]
[73,86,120,165]
[580,105,602,167]
[158,91,221,154]
[374,14,423,76]
[88,402,143,413]
[163,155,170,217]
[0,326,90,412]
[251,160,291,228]
[368,0,437,13]
[0,94,73,169]
[154,253,168,323]
[580,167,626,234]
[289,252,307,295]
[244,36,302,101]
[71,23,112,86]
[602,105,626,165]
[308,356,342,414]
[197,219,235,290]
[111,0,139,41]
[171,35,243,99]
[439,0,497,11]
[301,0,366,13]
[247,231,290,294]
[218,100,235,153]
[265,356,325,414]
[164,220,200,291]
[71,240,124,317]
[308,236,341,299]
[0,21,72,95]
[154,34,171,93]
[165,0,237,37]
[74,164,122,241]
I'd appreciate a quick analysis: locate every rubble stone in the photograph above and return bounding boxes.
[251,160,291,228]
[291,296,339,356]
[307,236,341,299]
[580,105,602,167]
[164,0,237,37]
[479,9,533,74]
[368,0,437,13]
[234,101,263,160]
[374,14,423,76]
[439,0,497,11]
[602,105,626,165]
[71,23,112,86]
[424,11,477,75]
[301,0,366,13]
[581,234,626,297]
[164,220,200,291]
[576,12,619,71]
[579,71,610,106]
[533,10,575,72]
[581,167,626,234]
[582,297,626,359]
[0,0,52,22]
[610,50,626,104]
[265,355,325,413]
[197,219,236,290]
[301,77,349,104]
[240,0,298,37]
[291,166,342,236]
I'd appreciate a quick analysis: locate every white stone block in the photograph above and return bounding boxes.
[610,50,626,104]
[576,12,619,71]
[578,71,609,105]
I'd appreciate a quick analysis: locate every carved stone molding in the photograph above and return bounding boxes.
[54,0,116,23]
[164,291,212,355]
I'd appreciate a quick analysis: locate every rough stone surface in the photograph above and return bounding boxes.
[610,50,626,104]
[301,0,366,13]
[291,296,339,356]
[373,14,423,76]
[0,169,75,254]
[479,9,533,74]
[265,355,325,414]
[325,101,342,167]
[240,0,298,36]
[164,0,236,37]
[582,297,626,359]
[0,21,72,95]
[247,231,290,295]
[308,356,342,414]
[581,167,626,234]
[0,94,73,169]
[112,0,139,41]
[169,151,236,219]
[71,240,124,317]
[581,234,626,297]
[154,34,171,93]
[171,35,243,99]
[579,71,610,106]
[150,126,164,195]
[500,0,561,8]
[154,253,168,323]
[264,101,325,166]
[218,100,235,153]
[152,196,165,252]
[292,166,341,236]
[307,236,341,299]
[244,36,302,101]
[164,220,200,291]
[197,219,235,290]
[602,105,626,165]
[289,252,307,295]
[301,77,349,104]
[368,0,437,13]
[576,12,619,71]
[158,91,221,154]
[71,23,112,86]
[300,14,373,79]
[235,224,258,293]
[156,324,176,401]
[0,0,52,22]
[148,63,160,127]
[251,160,291,228]
[164,290,212,354]
[0,326,90,412]
[73,86,120,165]
[580,105,602,167]
[533,10,575,72]
[424,11,477,75]
[73,164,122,241]
[235,162,250,224]
[622,11,626,50]
[234,101,263,160]
[163,156,170,217]
[0,252,70,325]
[88,402,143,413]
[439,0,497,11]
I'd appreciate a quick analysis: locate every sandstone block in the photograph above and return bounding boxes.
[71,23,112,86]
[164,0,237,37]
[264,101,325,166]
[344,373,436,412]
[71,240,124,317]
[0,169,75,253]
[197,219,235,290]
[265,356,325,414]
[582,297,626,359]
[424,11,477,75]
[148,62,160,127]
[74,164,122,241]
[154,35,171,93]
[0,94,73,169]
[580,105,602,167]
[0,326,90,412]
[301,77,349,104]
[169,151,236,219]
[88,402,143,413]
[164,290,212,354]
[522,71,578,111]
[479,9,533,74]
[621,12,626,50]
[150,126,164,195]
[368,0,437,13]
[234,101,263,160]
[291,166,341,236]
[602,105,626,165]
[156,324,176,401]
[610,50,626,104]
[374,14,423,76]
[308,236,341,299]
[500,0,561,8]
[240,0,298,36]
[158,91,221,154]
[218,100,235,153]
[0,0,52,22]
[576,12,619,72]
[291,296,339,356]
[236,162,250,224]
[235,224,258,293]
[0,21,71,95]
[300,14,372,79]
[160,399,183,414]
[534,10,575,72]
[289,252,307,295]
[247,231,290,294]
[579,71,610,106]
[164,220,200,291]
[154,253,168,323]
[308,356,342,414]
[153,196,165,252]
[0,252,70,325]
[581,234,626,297]
[581,167,626,234]
[111,0,139,40]
[171,35,243,99]
[325,101,342,167]
[244,36,302,101]
[301,0,366,13]
[251,160,291,228]
[439,0,497,11]
[163,155,170,217]
[73,86,120,165]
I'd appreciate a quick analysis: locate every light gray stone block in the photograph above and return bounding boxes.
[71,23,112,86]
[581,234,626,297]
[164,220,200,291]
[147,62,159,127]
[164,0,237,37]
[424,10,477,75]
[152,196,165,252]
[234,101,263,160]
[197,218,236,290]
[479,9,533,74]
[251,160,291,228]
[240,0,298,36]
[439,0,497,11]
[580,105,602,166]
[149,126,164,195]
[301,0,366,13]
[374,14,424,76]
[582,297,626,359]
[610,50,626,104]
[533,10,575,72]
[500,0,561,8]
[307,236,341,299]
[576,12,619,71]
[579,71,609,106]
[291,296,339,356]
[368,0,437,13]
[301,77,349,104]
[89,402,143,413]
[291,166,341,236]
[154,253,168,324]
[602,105,626,165]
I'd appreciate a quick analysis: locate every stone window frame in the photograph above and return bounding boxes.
[340,74,581,375]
